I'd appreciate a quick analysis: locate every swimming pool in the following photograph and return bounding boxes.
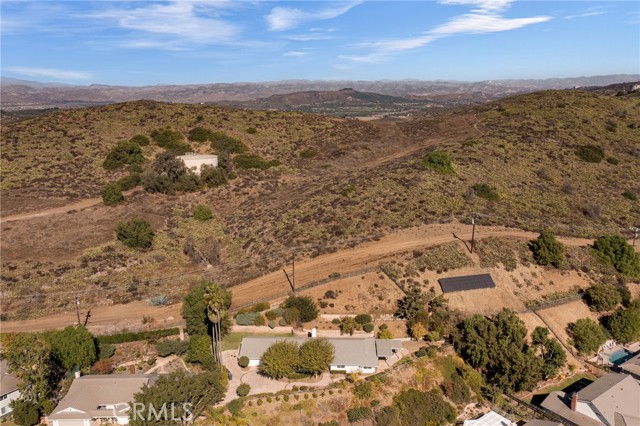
[609,349,634,366]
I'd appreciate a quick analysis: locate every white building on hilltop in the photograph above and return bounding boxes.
[177,153,218,175]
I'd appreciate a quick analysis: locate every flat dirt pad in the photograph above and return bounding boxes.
[302,271,405,316]
[535,299,600,344]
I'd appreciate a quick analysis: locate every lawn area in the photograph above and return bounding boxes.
[222,332,291,351]
[527,372,596,404]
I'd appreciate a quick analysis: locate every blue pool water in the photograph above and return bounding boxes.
[609,349,634,366]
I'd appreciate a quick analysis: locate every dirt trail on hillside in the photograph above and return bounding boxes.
[1,223,601,333]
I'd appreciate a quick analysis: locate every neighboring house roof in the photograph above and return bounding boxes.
[374,339,403,359]
[577,373,640,426]
[238,337,400,368]
[540,391,602,426]
[463,410,513,426]
[0,360,19,396]
[619,353,640,378]
[48,375,156,421]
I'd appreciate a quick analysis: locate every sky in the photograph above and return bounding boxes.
[1,0,639,86]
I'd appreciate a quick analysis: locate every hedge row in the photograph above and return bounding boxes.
[97,328,180,344]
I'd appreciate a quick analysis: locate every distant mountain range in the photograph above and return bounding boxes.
[1,74,638,112]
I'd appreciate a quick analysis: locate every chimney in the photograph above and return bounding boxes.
[74,371,81,379]
[571,393,578,411]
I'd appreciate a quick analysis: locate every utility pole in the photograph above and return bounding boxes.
[292,249,296,294]
[75,295,81,326]
[470,215,477,254]
[631,226,640,248]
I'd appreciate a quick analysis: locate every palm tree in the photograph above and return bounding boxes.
[203,283,231,371]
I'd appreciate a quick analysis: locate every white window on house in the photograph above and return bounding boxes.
[336,365,345,369]
[1,407,6,414]
[0,394,6,400]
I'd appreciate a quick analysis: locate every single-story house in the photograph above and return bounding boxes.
[238,336,403,374]
[176,153,218,175]
[540,373,640,426]
[47,374,156,426]
[463,410,515,426]
[0,360,20,418]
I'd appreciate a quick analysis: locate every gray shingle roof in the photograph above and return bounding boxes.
[620,353,640,378]
[540,391,602,426]
[48,375,156,421]
[578,373,640,426]
[238,337,397,368]
[375,339,403,359]
[0,360,19,396]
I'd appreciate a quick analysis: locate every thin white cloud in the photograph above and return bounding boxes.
[341,0,551,63]
[565,7,607,20]
[6,66,91,80]
[283,51,307,57]
[266,1,362,32]
[85,1,239,47]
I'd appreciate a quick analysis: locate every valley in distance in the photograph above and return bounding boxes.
[1,75,640,426]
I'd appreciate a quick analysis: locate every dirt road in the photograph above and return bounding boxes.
[1,222,601,334]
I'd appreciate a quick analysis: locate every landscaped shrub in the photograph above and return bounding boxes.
[471,183,499,200]
[576,145,605,163]
[282,295,319,322]
[283,307,301,325]
[568,318,608,354]
[353,381,373,399]
[236,312,261,326]
[200,165,227,187]
[236,383,251,397]
[268,320,276,329]
[115,218,154,249]
[354,314,372,325]
[251,302,270,312]
[192,204,213,221]
[103,140,145,170]
[98,343,116,359]
[347,407,373,423]
[265,310,278,321]
[422,151,455,174]
[155,339,189,357]
[253,314,266,326]
[238,356,249,368]
[101,183,124,206]
[279,318,287,326]
[362,323,375,333]
[227,399,244,417]
[210,132,248,153]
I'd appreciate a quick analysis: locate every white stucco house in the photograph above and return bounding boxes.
[0,360,20,418]
[238,336,403,374]
[176,153,218,175]
[47,375,156,426]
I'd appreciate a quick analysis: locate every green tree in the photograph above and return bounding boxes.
[192,204,213,221]
[339,317,358,336]
[52,326,97,371]
[282,307,301,326]
[129,370,225,426]
[395,287,427,320]
[353,381,373,399]
[297,338,334,376]
[187,335,215,369]
[354,314,372,325]
[200,165,227,187]
[530,230,565,267]
[103,140,145,170]
[11,400,40,426]
[182,282,210,336]
[116,218,154,249]
[188,127,214,142]
[604,305,640,343]
[393,388,456,426]
[531,326,550,347]
[5,333,56,404]
[410,323,427,341]
[259,341,299,379]
[236,383,250,397]
[150,128,190,153]
[568,318,608,354]
[541,339,567,379]
[376,406,402,426]
[203,283,232,367]
[585,284,622,312]
[101,183,125,206]
[282,295,318,323]
[593,235,640,278]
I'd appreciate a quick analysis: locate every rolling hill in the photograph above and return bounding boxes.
[1,88,639,320]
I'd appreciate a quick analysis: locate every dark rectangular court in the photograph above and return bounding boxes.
[438,274,496,293]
